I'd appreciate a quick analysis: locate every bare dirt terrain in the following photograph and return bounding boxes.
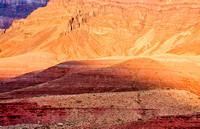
[0,0,200,128]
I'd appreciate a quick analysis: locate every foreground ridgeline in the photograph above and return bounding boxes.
[0,56,200,127]
[0,0,200,128]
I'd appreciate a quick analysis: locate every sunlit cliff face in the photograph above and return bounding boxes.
[0,0,49,29]
[0,0,200,128]
[0,0,200,78]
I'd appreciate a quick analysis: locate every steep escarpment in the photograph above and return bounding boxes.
[0,0,200,79]
[1,0,200,57]
[0,0,200,128]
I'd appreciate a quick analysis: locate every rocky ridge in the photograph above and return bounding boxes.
[0,0,200,78]
[0,0,200,128]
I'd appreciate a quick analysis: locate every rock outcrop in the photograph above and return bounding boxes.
[0,0,200,128]
[0,0,200,79]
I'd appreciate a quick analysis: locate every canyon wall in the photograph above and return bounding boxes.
[0,0,200,78]
[0,1,200,127]
[0,0,49,29]
[1,0,200,57]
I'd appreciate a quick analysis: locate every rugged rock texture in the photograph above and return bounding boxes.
[0,0,200,79]
[0,55,199,127]
[0,0,200,128]
[0,0,49,29]
[0,16,13,29]
[103,113,200,128]
[0,90,200,127]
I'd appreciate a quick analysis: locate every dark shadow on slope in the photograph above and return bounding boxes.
[0,59,126,93]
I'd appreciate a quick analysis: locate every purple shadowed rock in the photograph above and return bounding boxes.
[0,0,49,29]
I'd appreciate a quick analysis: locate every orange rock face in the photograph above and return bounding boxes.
[0,0,200,128]
[1,0,200,78]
